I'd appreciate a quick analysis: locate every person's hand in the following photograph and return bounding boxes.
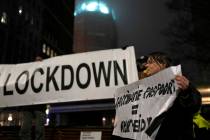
[175,75,189,90]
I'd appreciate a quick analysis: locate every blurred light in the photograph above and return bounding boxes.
[0,121,3,126]
[42,43,46,53]
[99,3,109,14]
[1,17,5,23]
[102,117,106,126]
[45,118,50,126]
[86,2,98,11]
[18,6,23,15]
[202,97,210,105]
[8,114,13,121]
[1,12,7,24]
[45,104,50,115]
[45,108,49,115]
[19,9,22,14]
[102,117,106,121]
[197,87,210,99]
[197,87,210,104]
[81,3,86,10]
[74,1,110,16]
[198,87,210,94]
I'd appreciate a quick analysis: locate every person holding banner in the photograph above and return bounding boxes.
[19,54,47,140]
[140,52,201,140]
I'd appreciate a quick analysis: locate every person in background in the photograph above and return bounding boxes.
[19,54,47,140]
[138,52,201,140]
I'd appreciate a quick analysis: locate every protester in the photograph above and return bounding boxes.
[138,52,201,140]
[19,54,47,140]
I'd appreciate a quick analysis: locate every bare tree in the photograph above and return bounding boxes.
[164,0,210,85]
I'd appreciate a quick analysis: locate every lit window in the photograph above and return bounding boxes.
[1,12,7,24]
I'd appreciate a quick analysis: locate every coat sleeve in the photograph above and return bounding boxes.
[178,82,202,114]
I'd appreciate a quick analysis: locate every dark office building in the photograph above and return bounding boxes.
[0,0,74,64]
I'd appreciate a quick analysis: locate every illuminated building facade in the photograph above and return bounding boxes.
[73,0,117,53]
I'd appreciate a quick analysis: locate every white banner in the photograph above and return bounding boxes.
[0,47,138,107]
[113,65,181,140]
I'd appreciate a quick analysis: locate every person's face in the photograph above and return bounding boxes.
[145,57,166,76]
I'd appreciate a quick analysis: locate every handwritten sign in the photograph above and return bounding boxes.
[113,65,181,140]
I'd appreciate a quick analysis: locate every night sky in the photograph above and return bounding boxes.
[74,0,172,57]
[106,0,172,57]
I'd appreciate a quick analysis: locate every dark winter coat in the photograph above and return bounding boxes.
[154,83,201,140]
